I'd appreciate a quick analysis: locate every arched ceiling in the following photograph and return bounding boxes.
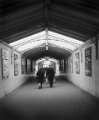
[22,44,71,60]
[1,0,99,42]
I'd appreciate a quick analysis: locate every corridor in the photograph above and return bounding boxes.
[1,1,99,120]
[0,76,99,120]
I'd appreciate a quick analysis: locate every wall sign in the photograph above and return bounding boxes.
[85,47,92,76]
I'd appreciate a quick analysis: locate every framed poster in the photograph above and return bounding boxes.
[14,54,19,76]
[85,47,92,76]
[1,48,9,80]
[75,52,80,74]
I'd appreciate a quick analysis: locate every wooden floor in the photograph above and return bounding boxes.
[0,78,99,120]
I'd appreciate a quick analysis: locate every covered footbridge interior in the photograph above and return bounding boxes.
[0,0,99,120]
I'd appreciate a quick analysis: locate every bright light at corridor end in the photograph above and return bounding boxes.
[9,30,84,52]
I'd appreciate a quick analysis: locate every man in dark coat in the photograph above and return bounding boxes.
[47,68,55,88]
[36,68,45,89]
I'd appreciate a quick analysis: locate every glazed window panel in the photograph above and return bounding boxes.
[59,60,64,73]
[70,56,73,73]
[75,52,80,74]
[26,59,31,73]
[21,58,26,74]
[1,48,9,80]
[14,54,19,76]
[85,47,92,76]
[32,61,35,73]
[0,49,1,78]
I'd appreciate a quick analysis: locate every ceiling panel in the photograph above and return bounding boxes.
[1,0,99,43]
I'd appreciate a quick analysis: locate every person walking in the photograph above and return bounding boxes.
[47,68,55,88]
[36,68,45,89]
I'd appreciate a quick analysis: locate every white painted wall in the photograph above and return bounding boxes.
[67,40,97,96]
[0,42,29,98]
[94,39,99,97]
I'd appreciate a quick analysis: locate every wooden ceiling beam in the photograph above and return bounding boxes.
[50,4,99,23]
[50,17,95,38]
